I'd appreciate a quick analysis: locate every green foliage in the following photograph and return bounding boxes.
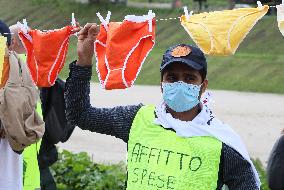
[51,151,270,190]
[51,150,126,190]
[23,160,27,185]
[31,0,74,4]
[128,0,229,8]
[252,158,270,190]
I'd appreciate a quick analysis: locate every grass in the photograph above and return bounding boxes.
[128,0,229,9]
[1,0,284,93]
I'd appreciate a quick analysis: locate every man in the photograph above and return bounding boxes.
[9,24,42,190]
[0,20,23,190]
[267,130,284,190]
[65,24,260,189]
[0,21,43,190]
[9,24,27,54]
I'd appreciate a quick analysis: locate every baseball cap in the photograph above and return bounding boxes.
[0,20,11,46]
[160,44,207,75]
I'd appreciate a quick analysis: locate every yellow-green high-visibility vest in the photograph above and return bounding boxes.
[23,102,42,190]
[19,53,42,190]
[127,105,222,190]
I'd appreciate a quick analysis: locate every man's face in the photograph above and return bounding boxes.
[9,25,27,54]
[9,35,26,54]
[162,62,203,85]
[161,62,208,97]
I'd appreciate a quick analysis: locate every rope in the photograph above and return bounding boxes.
[156,4,279,22]
[1,4,282,33]
[156,17,180,22]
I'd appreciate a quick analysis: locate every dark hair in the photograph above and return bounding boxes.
[199,67,207,82]
[0,20,11,46]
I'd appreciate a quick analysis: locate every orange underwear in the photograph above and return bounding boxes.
[19,26,74,87]
[95,11,156,90]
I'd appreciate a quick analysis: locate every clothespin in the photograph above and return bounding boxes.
[105,11,111,24]
[257,1,263,8]
[71,13,78,37]
[17,18,29,34]
[23,19,28,29]
[17,19,32,42]
[183,6,193,21]
[71,13,76,27]
[96,12,106,29]
[147,10,155,32]
[17,19,29,34]
[96,11,111,30]
[148,10,155,18]
[184,6,189,20]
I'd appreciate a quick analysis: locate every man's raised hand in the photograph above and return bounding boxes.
[76,23,99,66]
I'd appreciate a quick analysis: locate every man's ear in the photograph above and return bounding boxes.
[201,79,208,94]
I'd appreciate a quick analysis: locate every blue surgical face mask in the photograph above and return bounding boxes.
[162,81,201,112]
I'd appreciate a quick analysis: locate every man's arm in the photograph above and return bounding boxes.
[222,144,259,190]
[65,61,142,142]
[267,135,284,190]
[64,23,143,142]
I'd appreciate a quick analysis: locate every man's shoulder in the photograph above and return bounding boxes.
[222,143,247,161]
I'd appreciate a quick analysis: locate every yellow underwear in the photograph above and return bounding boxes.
[0,36,6,81]
[277,4,284,36]
[181,5,269,56]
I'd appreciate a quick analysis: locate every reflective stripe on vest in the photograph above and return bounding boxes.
[127,105,222,190]
[23,101,42,190]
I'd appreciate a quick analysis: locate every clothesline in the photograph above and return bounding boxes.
[1,1,282,89]
[156,4,278,22]
[1,2,281,34]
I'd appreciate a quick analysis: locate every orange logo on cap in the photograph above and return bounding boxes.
[171,46,191,57]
